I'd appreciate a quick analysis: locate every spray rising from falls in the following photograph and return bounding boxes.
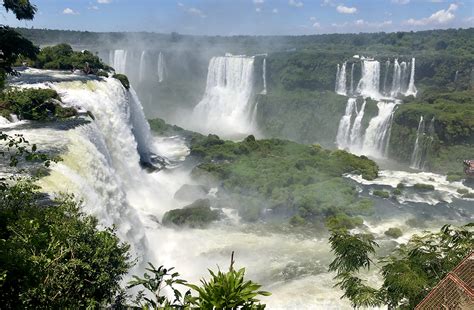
[192,55,256,137]
[139,51,147,82]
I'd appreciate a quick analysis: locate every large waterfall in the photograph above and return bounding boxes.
[261,58,267,95]
[406,58,417,96]
[410,116,425,169]
[361,101,397,157]
[192,55,257,137]
[336,98,357,149]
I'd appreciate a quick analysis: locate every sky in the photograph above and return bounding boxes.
[1,0,473,35]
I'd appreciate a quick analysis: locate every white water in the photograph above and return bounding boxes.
[139,51,147,82]
[350,63,355,95]
[400,61,408,94]
[157,52,165,83]
[335,62,347,95]
[390,59,402,97]
[356,60,380,99]
[410,116,425,169]
[192,55,257,137]
[383,60,390,95]
[261,58,267,95]
[361,101,397,158]
[406,58,417,96]
[349,100,367,147]
[336,98,357,149]
[110,50,128,74]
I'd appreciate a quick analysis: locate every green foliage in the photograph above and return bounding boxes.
[127,263,192,309]
[190,135,378,224]
[0,26,39,89]
[35,43,107,72]
[384,227,403,239]
[149,117,205,142]
[113,74,130,89]
[328,224,474,309]
[3,0,37,20]
[0,87,77,121]
[162,199,221,228]
[373,190,390,198]
[187,253,270,309]
[325,213,363,230]
[413,183,435,191]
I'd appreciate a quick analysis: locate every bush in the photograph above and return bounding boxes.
[162,199,221,228]
[0,88,77,120]
[373,190,390,198]
[413,183,435,191]
[112,74,130,89]
[384,227,403,238]
[392,188,402,196]
[457,188,469,195]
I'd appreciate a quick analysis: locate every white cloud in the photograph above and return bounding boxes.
[336,4,357,14]
[289,0,304,8]
[391,0,410,4]
[63,8,79,15]
[88,5,99,10]
[256,7,262,12]
[272,8,279,13]
[321,0,335,6]
[253,0,265,3]
[97,0,111,3]
[354,19,393,27]
[404,3,457,26]
[178,3,207,18]
[309,16,317,21]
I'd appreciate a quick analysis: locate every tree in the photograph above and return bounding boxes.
[328,224,474,309]
[1,0,39,88]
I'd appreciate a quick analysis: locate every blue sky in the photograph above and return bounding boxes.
[2,0,473,35]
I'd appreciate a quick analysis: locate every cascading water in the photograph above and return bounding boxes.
[390,59,402,97]
[336,98,357,149]
[139,50,147,82]
[406,58,417,96]
[350,63,355,95]
[261,58,267,95]
[410,116,425,169]
[335,62,347,95]
[400,61,408,94]
[349,99,366,148]
[157,52,165,83]
[361,101,397,158]
[383,60,390,95]
[192,55,256,136]
[356,60,380,98]
[110,50,128,74]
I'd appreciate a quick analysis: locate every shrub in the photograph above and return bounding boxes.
[384,227,403,238]
[162,199,221,228]
[392,188,402,196]
[373,190,390,198]
[413,183,435,191]
[112,74,130,89]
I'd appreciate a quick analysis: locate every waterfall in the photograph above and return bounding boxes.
[410,116,425,169]
[383,60,390,95]
[335,62,347,95]
[111,50,128,74]
[454,70,459,82]
[157,52,165,83]
[251,101,259,127]
[139,51,147,82]
[356,60,380,98]
[390,59,401,97]
[400,61,408,94]
[349,99,367,148]
[336,98,357,149]
[350,63,355,95]
[192,55,256,136]
[406,58,417,96]
[361,101,397,158]
[261,58,267,95]
[335,64,340,93]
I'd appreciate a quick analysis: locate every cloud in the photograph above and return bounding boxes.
[63,8,79,15]
[309,16,317,21]
[88,5,99,10]
[404,3,457,26]
[354,19,393,27]
[272,8,279,13]
[391,0,410,4]
[336,4,357,14]
[256,7,262,12]
[97,0,111,3]
[289,0,304,8]
[321,0,335,6]
[253,0,264,3]
[178,3,207,18]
